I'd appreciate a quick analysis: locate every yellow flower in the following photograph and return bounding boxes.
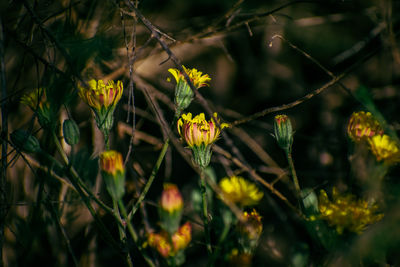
[347,111,383,142]
[21,88,54,128]
[168,66,211,89]
[78,79,123,111]
[228,248,252,267]
[318,188,383,234]
[21,88,49,110]
[219,176,263,207]
[99,150,124,176]
[177,112,228,147]
[171,222,192,252]
[148,232,172,258]
[367,134,400,163]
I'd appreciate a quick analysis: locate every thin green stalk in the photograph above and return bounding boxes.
[118,199,156,267]
[200,168,212,255]
[51,132,122,251]
[51,132,114,214]
[113,200,133,267]
[209,220,231,266]
[128,137,170,220]
[128,112,180,220]
[286,150,303,210]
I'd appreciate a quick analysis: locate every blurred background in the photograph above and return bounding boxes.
[1,0,400,266]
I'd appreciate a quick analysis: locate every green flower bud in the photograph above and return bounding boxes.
[63,119,80,145]
[273,114,294,153]
[11,129,41,153]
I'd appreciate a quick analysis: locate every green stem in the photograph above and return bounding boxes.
[118,200,156,267]
[200,168,212,255]
[128,137,170,220]
[51,132,122,251]
[113,200,133,267]
[128,112,180,220]
[208,220,231,266]
[286,150,302,208]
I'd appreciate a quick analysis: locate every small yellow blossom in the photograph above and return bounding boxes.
[21,88,49,110]
[78,79,123,111]
[177,112,229,147]
[171,222,192,252]
[367,134,400,163]
[318,188,383,234]
[219,176,263,207]
[99,150,124,176]
[168,66,211,89]
[148,232,172,258]
[347,111,383,142]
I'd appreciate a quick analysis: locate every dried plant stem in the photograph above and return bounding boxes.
[200,168,212,255]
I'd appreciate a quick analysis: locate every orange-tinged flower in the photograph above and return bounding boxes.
[177,112,229,148]
[347,111,383,142]
[168,66,211,89]
[367,134,400,163]
[318,188,383,234]
[172,222,192,251]
[239,209,263,240]
[100,150,125,201]
[161,184,183,214]
[219,176,263,207]
[99,150,124,176]
[148,232,172,258]
[78,79,123,111]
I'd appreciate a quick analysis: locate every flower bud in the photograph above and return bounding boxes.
[273,114,294,153]
[238,209,263,253]
[172,222,192,252]
[11,129,41,153]
[148,232,171,258]
[99,150,125,201]
[159,184,184,235]
[63,119,80,145]
[168,66,210,113]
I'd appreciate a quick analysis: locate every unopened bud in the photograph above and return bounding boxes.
[63,119,80,145]
[11,129,41,153]
[274,114,294,153]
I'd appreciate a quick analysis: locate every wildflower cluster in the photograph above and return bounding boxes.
[148,184,191,265]
[348,111,400,164]
[178,112,229,168]
[318,188,383,234]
